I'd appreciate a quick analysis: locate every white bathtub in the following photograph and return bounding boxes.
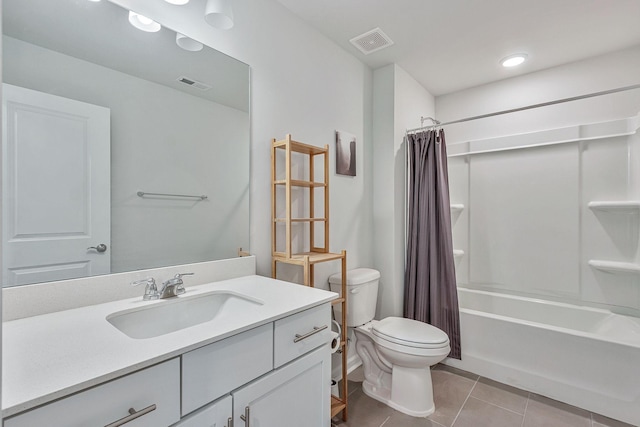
[444,288,640,426]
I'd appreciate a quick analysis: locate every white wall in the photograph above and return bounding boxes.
[3,36,250,273]
[373,64,434,319]
[0,0,4,414]
[109,0,375,289]
[440,46,640,313]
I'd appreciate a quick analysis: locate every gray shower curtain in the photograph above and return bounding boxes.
[404,129,461,359]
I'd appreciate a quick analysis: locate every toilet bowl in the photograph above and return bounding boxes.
[328,268,451,417]
[355,318,450,416]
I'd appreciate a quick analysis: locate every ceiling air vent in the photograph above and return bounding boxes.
[177,76,212,91]
[349,27,394,55]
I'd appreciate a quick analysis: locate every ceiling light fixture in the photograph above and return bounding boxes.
[205,0,234,30]
[128,11,161,33]
[501,53,528,68]
[176,33,204,52]
[165,0,190,5]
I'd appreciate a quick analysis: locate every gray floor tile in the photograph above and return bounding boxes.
[433,363,480,382]
[453,397,524,427]
[333,387,395,427]
[427,368,477,427]
[471,377,529,415]
[592,413,636,427]
[383,411,447,427]
[523,394,590,427]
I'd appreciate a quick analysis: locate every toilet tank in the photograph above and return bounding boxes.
[329,268,380,327]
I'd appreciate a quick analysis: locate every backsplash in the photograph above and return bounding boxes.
[2,256,256,321]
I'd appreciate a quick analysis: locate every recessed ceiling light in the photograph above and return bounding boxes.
[165,0,190,4]
[128,11,161,32]
[501,53,528,68]
[176,33,203,52]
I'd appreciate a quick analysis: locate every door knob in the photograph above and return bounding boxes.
[87,243,108,253]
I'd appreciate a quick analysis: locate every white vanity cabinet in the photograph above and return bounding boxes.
[3,297,333,427]
[4,358,181,427]
[232,345,331,427]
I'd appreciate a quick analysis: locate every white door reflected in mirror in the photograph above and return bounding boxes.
[2,84,111,286]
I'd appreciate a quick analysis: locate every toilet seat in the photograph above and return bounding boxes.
[372,317,449,349]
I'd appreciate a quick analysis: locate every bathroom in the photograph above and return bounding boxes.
[1,0,640,426]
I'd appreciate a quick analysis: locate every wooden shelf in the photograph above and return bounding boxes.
[273,251,346,265]
[271,134,348,421]
[274,179,327,188]
[274,218,327,223]
[331,396,347,418]
[273,137,327,155]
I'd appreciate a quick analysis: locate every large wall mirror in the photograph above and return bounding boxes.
[2,0,251,287]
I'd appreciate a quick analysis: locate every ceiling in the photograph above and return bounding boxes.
[275,0,640,96]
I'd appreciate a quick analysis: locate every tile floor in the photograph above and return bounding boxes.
[332,364,635,427]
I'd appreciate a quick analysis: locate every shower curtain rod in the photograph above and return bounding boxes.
[406,83,640,134]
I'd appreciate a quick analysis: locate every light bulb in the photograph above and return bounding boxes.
[501,54,528,68]
[128,11,161,33]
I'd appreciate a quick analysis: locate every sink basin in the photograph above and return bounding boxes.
[107,291,263,339]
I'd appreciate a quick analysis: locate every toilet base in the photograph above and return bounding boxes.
[361,365,435,417]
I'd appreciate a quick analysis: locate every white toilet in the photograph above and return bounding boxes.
[329,268,450,417]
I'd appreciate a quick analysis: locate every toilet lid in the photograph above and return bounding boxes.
[372,317,449,349]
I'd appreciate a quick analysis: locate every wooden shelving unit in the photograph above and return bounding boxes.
[271,134,349,421]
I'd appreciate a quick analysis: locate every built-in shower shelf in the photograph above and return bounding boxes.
[453,249,464,259]
[588,201,640,214]
[588,260,640,275]
[450,204,465,213]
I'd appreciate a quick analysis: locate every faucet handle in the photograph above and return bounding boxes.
[131,277,159,300]
[173,273,194,295]
[131,277,156,287]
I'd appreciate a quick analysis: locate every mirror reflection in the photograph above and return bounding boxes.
[2,0,251,287]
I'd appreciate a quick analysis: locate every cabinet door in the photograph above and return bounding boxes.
[173,395,232,427]
[181,323,273,415]
[232,345,331,427]
[4,358,180,427]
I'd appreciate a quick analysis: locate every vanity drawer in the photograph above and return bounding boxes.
[273,303,332,368]
[181,323,273,416]
[4,358,180,427]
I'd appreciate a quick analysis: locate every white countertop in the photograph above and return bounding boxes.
[2,275,337,418]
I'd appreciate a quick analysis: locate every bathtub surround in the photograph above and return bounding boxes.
[447,288,640,426]
[448,111,640,313]
[441,47,640,426]
[404,129,461,359]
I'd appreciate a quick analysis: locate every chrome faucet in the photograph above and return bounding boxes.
[158,273,194,299]
[131,277,159,300]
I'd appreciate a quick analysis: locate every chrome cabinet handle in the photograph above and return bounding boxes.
[293,325,328,343]
[88,243,108,253]
[239,406,250,426]
[104,404,156,427]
